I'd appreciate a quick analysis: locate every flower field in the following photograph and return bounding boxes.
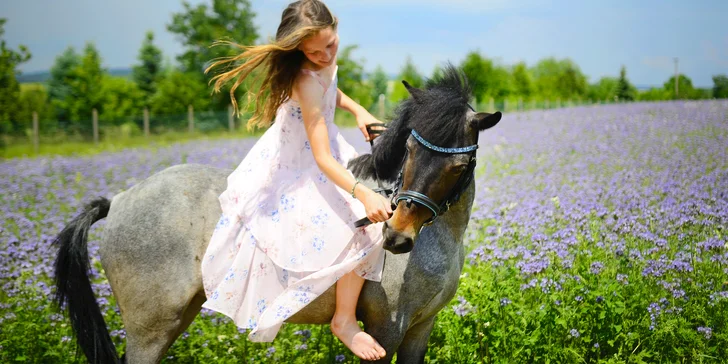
[1,100,726,363]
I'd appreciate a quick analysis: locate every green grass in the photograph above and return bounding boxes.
[1,112,360,160]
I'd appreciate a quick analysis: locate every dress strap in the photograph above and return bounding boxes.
[300,69,328,91]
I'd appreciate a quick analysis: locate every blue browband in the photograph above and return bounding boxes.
[410,129,479,153]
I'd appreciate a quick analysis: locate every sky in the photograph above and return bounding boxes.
[2,0,727,88]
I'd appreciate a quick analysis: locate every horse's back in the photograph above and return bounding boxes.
[99,163,231,306]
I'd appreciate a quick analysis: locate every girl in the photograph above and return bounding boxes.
[200,0,391,361]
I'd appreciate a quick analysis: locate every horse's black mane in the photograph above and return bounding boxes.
[348,62,473,182]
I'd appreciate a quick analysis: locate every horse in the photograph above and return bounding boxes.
[51,64,502,363]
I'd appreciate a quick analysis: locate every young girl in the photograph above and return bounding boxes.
[200,0,391,361]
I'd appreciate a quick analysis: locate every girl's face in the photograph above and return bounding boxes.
[299,27,339,69]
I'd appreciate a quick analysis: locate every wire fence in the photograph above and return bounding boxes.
[0,95,694,156]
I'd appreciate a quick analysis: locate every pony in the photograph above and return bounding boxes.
[52,63,501,363]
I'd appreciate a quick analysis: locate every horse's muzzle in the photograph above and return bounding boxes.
[382,221,414,254]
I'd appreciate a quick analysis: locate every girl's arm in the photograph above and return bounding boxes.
[336,88,384,142]
[336,88,367,118]
[296,75,367,199]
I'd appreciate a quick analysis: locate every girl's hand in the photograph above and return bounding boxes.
[356,112,386,142]
[358,186,393,223]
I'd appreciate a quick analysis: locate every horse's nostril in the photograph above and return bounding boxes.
[404,236,414,247]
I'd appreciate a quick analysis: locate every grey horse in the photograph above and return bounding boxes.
[52,64,502,363]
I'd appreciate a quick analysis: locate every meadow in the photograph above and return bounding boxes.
[1,100,726,363]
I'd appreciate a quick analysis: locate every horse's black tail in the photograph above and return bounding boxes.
[52,197,120,364]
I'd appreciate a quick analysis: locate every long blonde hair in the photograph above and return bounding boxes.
[205,0,338,131]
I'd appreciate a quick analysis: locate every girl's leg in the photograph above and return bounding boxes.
[330,271,387,361]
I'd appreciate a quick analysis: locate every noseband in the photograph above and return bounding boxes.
[391,129,478,226]
[354,125,479,228]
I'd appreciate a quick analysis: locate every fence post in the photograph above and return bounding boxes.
[92,108,99,145]
[555,98,561,109]
[503,99,509,112]
[143,108,150,137]
[518,98,523,111]
[378,94,385,120]
[32,111,39,154]
[488,97,494,112]
[228,105,235,132]
[188,105,194,133]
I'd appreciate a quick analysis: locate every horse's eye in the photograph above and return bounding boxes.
[451,164,468,173]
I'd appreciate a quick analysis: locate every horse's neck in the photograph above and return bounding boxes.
[438,181,476,244]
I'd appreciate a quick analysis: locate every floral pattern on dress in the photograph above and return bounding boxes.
[200,65,386,343]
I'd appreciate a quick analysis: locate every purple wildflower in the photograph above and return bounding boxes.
[697,327,712,340]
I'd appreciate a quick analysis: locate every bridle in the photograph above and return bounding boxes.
[353,109,479,228]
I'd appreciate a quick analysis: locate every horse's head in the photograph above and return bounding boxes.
[348,64,502,254]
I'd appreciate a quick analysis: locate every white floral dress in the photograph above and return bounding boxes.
[200,64,386,342]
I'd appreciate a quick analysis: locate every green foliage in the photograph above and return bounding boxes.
[0,18,32,134]
[589,77,618,101]
[65,42,106,123]
[99,76,146,125]
[663,74,703,99]
[712,74,728,98]
[336,45,373,109]
[15,84,54,133]
[511,62,534,99]
[459,51,514,103]
[460,51,495,104]
[131,31,163,104]
[531,57,588,100]
[616,65,637,101]
[637,87,671,101]
[167,0,258,110]
[150,70,210,117]
[368,65,389,105]
[390,56,424,104]
[48,46,81,122]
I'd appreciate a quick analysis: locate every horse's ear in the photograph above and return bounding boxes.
[471,111,502,131]
[402,80,424,101]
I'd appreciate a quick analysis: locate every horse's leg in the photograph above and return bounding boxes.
[119,287,204,363]
[358,322,406,364]
[395,317,436,364]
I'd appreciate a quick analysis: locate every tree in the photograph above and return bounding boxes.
[588,77,618,101]
[369,65,389,104]
[0,18,32,133]
[167,0,258,110]
[615,65,636,101]
[511,62,534,99]
[337,45,373,108]
[150,71,210,117]
[48,46,80,122]
[390,56,423,103]
[100,76,146,125]
[15,84,54,133]
[460,51,493,103]
[531,57,588,100]
[637,87,670,101]
[712,74,728,99]
[132,31,163,104]
[65,42,106,124]
[459,51,513,102]
[431,64,444,80]
[663,74,695,99]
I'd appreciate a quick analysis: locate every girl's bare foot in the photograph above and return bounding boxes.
[331,315,387,361]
